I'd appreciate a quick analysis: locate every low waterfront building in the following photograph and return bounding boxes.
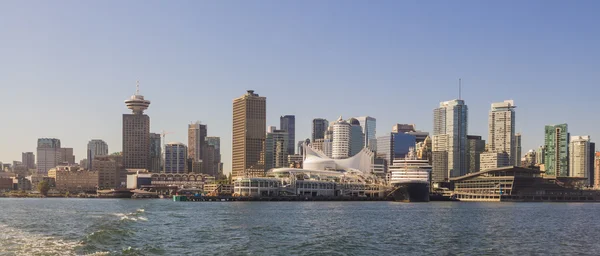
[150,173,207,188]
[0,177,12,191]
[127,171,152,189]
[204,183,234,196]
[451,166,596,202]
[49,167,98,193]
[26,175,55,189]
[16,176,32,191]
[233,178,281,197]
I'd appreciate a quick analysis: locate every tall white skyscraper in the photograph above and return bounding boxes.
[87,139,109,170]
[332,116,351,159]
[488,100,516,164]
[433,99,468,178]
[570,136,591,184]
[356,116,376,151]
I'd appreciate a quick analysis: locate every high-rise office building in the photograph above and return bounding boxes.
[431,134,449,182]
[392,124,416,134]
[59,148,75,164]
[36,138,61,175]
[480,152,510,171]
[87,139,108,170]
[123,84,150,170]
[569,136,590,184]
[207,136,222,176]
[376,133,416,163]
[93,155,120,189]
[433,99,468,178]
[467,135,485,173]
[348,118,365,157]
[488,100,516,164]
[22,152,35,170]
[280,115,295,156]
[188,121,207,162]
[332,117,351,159]
[312,118,329,142]
[356,116,376,151]
[232,90,266,179]
[537,145,546,166]
[149,133,161,172]
[589,142,595,187]
[514,133,522,166]
[165,142,187,174]
[544,124,569,177]
[595,152,600,189]
[265,129,289,170]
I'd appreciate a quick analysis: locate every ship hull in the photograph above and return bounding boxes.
[391,182,430,202]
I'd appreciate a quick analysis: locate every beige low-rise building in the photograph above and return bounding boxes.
[49,165,98,192]
[92,156,120,189]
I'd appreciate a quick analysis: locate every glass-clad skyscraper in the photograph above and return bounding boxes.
[280,115,295,156]
[433,99,468,178]
[356,116,376,151]
[544,124,568,177]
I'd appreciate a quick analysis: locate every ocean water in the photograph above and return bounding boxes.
[1,199,599,255]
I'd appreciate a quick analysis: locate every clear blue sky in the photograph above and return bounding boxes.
[1,1,599,173]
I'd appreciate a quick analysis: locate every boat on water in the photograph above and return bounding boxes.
[388,148,431,202]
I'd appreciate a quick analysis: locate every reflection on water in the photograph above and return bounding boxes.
[1,199,600,255]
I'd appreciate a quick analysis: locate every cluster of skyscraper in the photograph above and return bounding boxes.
[19,84,224,189]
[226,90,597,188]
[121,86,223,176]
[8,87,600,190]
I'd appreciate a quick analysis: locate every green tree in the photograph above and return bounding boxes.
[37,181,50,196]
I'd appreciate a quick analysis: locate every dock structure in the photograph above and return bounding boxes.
[450,166,600,202]
[173,195,391,202]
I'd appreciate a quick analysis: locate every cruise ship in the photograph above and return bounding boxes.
[388,148,431,202]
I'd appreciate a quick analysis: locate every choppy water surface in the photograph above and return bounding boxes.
[1,199,600,255]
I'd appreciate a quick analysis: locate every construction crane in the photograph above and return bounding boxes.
[161,130,174,173]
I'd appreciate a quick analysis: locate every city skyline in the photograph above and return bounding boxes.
[2,1,600,175]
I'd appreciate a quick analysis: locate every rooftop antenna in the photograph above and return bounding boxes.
[136,80,140,95]
[458,78,462,100]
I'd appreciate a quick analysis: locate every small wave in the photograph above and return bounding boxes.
[138,216,148,221]
[83,252,111,256]
[120,216,138,221]
[0,224,80,256]
[137,209,145,213]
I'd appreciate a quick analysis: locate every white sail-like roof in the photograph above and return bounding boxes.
[303,144,373,174]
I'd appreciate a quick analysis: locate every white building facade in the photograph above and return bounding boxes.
[488,100,516,164]
[570,136,591,184]
[433,99,468,178]
[332,116,351,159]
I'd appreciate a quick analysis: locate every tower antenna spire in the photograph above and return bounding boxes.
[136,80,140,95]
[459,78,462,100]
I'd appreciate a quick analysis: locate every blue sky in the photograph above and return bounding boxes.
[1,1,599,173]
